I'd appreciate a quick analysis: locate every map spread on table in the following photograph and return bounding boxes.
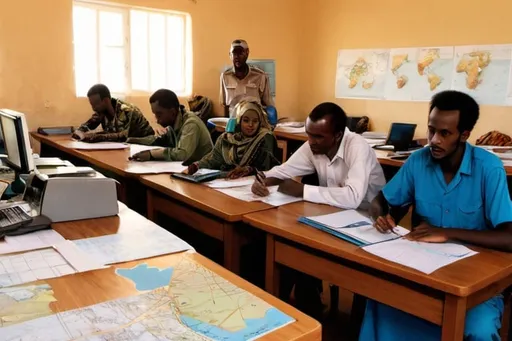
[0,257,294,340]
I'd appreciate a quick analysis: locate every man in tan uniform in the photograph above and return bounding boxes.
[220,39,274,117]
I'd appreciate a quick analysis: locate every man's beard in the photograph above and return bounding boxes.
[430,136,462,163]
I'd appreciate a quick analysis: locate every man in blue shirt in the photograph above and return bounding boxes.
[364,90,512,341]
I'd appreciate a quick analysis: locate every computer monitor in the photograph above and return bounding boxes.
[0,109,35,194]
[385,123,417,151]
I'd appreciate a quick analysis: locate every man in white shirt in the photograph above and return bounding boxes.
[252,102,385,209]
[252,102,386,318]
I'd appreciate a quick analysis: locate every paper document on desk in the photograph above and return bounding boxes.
[128,144,161,157]
[126,161,186,174]
[33,158,70,167]
[216,185,302,206]
[0,249,76,288]
[72,220,193,265]
[0,229,65,255]
[299,210,409,246]
[204,176,255,189]
[362,238,478,274]
[63,141,129,150]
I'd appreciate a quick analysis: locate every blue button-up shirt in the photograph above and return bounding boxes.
[383,143,512,230]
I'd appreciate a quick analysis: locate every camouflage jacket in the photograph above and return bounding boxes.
[77,98,154,142]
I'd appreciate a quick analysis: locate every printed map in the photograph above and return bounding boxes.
[384,47,454,101]
[0,257,294,341]
[0,284,56,327]
[336,49,389,99]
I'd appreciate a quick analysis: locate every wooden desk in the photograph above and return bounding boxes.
[243,202,512,341]
[140,174,273,273]
[42,205,321,340]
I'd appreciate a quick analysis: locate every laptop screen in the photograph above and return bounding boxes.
[387,123,417,148]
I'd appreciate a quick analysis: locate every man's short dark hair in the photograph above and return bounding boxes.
[308,102,347,133]
[149,89,180,109]
[429,90,480,133]
[87,84,111,100]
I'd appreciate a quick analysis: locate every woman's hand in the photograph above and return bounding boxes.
[184,162,199,175]
[226,166,252,179]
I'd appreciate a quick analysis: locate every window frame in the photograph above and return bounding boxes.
[72,0,192,98]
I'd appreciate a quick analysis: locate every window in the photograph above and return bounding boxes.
[72,1,192,97]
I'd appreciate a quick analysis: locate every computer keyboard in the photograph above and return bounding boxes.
[0,205,33,232]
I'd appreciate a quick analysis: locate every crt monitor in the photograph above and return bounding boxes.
[0,109,35,194]
[385,123,417,151]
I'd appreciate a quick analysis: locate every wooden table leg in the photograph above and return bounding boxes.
[265,234,280,296]
[146,189,155,221]
[223,223,241,274]
[441,294,467,341]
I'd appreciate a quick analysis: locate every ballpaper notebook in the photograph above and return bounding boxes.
[298,210,409,246]
[171,169,227,183]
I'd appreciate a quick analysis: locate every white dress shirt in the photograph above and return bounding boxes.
[265,128,386,209]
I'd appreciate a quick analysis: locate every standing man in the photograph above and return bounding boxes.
[129,89,213,163]
[72,84,154,143]
[220,39,274,117]
[365,90,512,340]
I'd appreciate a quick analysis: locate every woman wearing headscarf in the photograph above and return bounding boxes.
[186,100,279,179]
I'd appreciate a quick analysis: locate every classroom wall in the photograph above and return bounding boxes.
[298,0,512,141]
[0,0,302,130]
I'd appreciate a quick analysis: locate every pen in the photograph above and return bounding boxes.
[255,170,266,184]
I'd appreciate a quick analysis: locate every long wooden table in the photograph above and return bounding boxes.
[44,204,321,340]
[243,202,512,341]
[141,174,272,274]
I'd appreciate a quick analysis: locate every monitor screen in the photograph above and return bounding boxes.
[387,123,417,147]
[0,109,34,173]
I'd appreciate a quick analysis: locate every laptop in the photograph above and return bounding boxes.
[373,123,418,152]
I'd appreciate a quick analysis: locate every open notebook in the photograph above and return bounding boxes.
[298,210,409,246]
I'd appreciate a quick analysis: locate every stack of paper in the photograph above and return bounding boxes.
[298,210,409,246]
[215,185,302,206]
[363,238,478,274]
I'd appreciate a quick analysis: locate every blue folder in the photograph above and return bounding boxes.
[298,216,368,247]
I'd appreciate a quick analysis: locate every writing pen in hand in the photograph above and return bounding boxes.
[255,170,266,185]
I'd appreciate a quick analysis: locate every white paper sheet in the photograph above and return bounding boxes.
[63,141,129,150]
[53,240,107,273]
[204,176,255,189]
[216,185,302,206]
[72,221,193,265]
[0,229,66,255]
[128,144,161,157]
[33,158,70,166]
[362,238,478,274]
[125,161,186,174]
